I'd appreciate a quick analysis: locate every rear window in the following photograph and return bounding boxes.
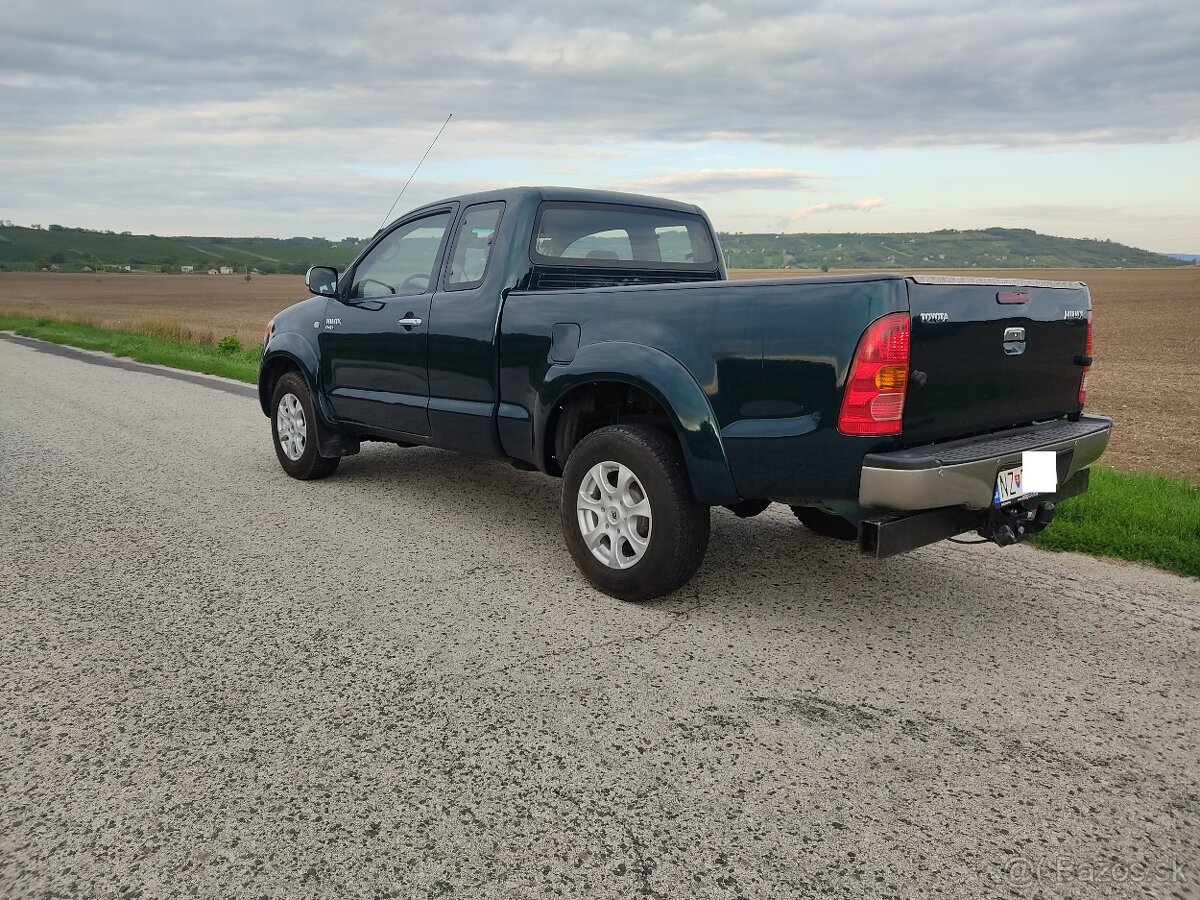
[532,202,717,269]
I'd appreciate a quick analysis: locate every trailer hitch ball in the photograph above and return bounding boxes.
[981,500,1057,546]
[992,524,1018,547]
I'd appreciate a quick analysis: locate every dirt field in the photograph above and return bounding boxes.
[2,268,1197,482]
[0,272,304,346]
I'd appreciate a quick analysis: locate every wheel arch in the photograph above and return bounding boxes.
[536,342,738,505]
[259,336,356,459]
[258,334,321,417]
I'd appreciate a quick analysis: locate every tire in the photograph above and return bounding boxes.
[791,505,858,541]
[561,425,710,602]
[270,371,341,480]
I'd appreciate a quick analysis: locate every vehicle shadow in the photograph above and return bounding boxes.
[323,443,994,626]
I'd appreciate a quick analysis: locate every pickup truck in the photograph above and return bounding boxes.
[259,186,1112,600]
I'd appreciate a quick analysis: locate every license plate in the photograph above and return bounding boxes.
[994,467,1036,505]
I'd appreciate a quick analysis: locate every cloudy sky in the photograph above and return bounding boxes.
[3,0,1197,251]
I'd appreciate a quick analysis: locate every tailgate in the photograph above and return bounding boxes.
[903,275,1090,444]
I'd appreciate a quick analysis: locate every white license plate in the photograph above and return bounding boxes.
[993,466,1036,505]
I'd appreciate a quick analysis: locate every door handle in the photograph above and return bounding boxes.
[397,316,423,330]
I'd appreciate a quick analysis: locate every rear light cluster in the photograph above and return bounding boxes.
[837,312,910,436]
[1079,314,1093,407]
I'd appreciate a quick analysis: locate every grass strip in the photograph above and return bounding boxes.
[4,313,1195,579]
[0,312,258,383]
[1030,467,1199,578]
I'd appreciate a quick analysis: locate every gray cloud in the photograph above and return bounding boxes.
[4,0,1197,145]
[2,0,1197,234]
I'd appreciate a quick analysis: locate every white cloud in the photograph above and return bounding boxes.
[789,198,887,223]
[628,169,821,195]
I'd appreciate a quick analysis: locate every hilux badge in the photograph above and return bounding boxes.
[1003,326,1026,355]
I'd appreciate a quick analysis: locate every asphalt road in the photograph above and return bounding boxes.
[1,334,1197,900]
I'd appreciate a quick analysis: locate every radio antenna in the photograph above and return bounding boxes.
[378,113,453,232]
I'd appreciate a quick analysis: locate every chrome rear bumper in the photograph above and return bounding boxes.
[859,415,1112,511]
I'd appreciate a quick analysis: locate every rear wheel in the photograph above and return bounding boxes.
[561,425,710,601]
[271,372,340,480]
[791,506,858,541]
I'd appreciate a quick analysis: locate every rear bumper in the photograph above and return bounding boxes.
[858,414,1112,511]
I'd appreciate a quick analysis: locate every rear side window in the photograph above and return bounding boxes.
[445,202,504,291]
[532,202,717,269]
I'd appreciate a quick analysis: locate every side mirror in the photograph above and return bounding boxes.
[305,265,339,297]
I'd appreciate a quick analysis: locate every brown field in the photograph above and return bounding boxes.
[2,267,1198,482]
[0,272,306,346]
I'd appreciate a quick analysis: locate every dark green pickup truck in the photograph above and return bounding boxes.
[258,186,1111,600]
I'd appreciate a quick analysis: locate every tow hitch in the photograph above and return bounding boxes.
[981,501,1055,547]
[858,471,1090,559]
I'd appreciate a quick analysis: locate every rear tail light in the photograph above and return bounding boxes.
[1079,314,1093,407]
[838,312,910,436]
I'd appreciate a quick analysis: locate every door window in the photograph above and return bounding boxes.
[350,211,451,299]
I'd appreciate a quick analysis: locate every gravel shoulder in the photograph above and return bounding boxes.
[1,337,1197,899]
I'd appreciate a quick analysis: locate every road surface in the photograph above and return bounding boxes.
[1,334,1197,899]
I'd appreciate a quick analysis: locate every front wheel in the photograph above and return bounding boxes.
[270,372,341,480]
[561,425,710,602]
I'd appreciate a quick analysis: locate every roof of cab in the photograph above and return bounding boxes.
[398,185,705,218]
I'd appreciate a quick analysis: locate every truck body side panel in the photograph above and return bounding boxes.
[498,275,909,503]
[535,342,739,504]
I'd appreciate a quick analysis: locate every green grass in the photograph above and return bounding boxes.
[1031,467,1199,578]
[0,313,259,383]
[3,312,1196,579]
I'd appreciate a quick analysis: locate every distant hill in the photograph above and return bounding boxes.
[0,224,366,274]
[0,222,1183,273]
[718,227,1182,270]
